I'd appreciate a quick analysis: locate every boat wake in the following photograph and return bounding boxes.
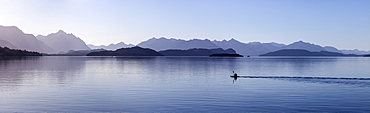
[236,75,370,87]
[238,76,370,80]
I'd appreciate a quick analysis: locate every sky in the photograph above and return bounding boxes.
[0,0,369,50]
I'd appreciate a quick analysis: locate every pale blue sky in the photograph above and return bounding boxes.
[0,0,369,50]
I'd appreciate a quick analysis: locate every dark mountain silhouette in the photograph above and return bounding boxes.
[0,26,55,53]
[0,39,17,49]
[364,54,370,57]
[0,46,41,56]
[209,54,243,57]
[50,49,106,56]
[158,48,236,56]
[37,30,91,53]
[210,48,236,54]
[88,42,134,50]
[137,37,220,51]
[260,49,357,56]
[282,41,325,52]
[87,46,163,56]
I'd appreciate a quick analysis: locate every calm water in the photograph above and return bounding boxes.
[1,56,370,112]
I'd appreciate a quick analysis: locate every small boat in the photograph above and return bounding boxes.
[230,71,239,77]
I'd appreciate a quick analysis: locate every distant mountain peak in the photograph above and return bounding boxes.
[0,25,55,53]
[294,40,308,44]
[284,40,326,52]
[116,42,126,45]
[56,30,67,34]
[0,25,23,33]
[228,38,242,43]
[36,30,90,53]
[229,38,237,41]
[0,25,19,30]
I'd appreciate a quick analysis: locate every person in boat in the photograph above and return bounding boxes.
[232,71,238,83]
[232,71,237,76]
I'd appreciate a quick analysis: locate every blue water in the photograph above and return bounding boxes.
[0,56,370,112]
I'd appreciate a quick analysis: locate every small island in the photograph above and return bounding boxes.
[0,47,42,56]
[209,54,243,57]
[260,49,358,57]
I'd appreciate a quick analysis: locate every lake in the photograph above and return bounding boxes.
[1,56,370,112]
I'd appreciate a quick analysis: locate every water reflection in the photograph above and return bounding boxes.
[0,56,87,91]
[231,76,238,84]
[1,56,370,112]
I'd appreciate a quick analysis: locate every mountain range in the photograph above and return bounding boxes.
[136,38,369,56]
[88,42,134,50]
[0,25,368,55]
[0,26,91,54]
[137,38,220,51]
[0,26,55,53]
[37,30,90,53]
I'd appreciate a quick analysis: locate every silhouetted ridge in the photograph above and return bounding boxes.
[158,48,236,56]
[49,49,106,56]
[87,46,163,56]
[209,54,243,57]
[260,49,357,56]
[0,46,41,56]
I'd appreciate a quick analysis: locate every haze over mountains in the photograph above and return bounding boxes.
[0,39,17,49]
[138,38,369,56]
[0,26,55,53]
[37,30,91,53]
[137,38,220,51]
[88,42,134,50]
[0,26,368,55]
[0,26,91,54]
